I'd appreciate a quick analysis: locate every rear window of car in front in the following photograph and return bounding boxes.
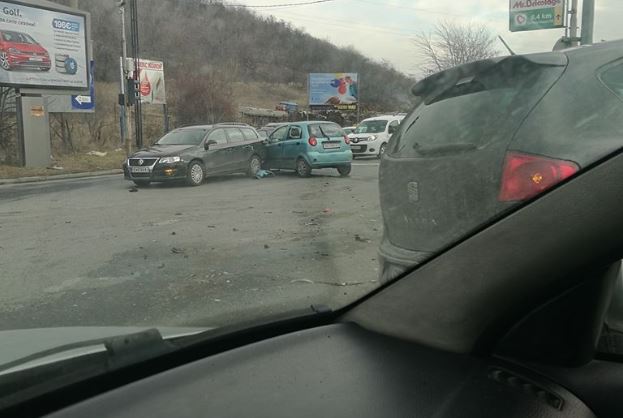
[600,62,623,100]
[226,128,245,143]
[241,128,258,141]
[391,62,565,158]
[309,123,343,138]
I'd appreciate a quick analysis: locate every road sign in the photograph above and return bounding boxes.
[71,60,95,110]
[510,0,566,32]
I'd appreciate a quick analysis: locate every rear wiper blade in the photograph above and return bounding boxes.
[0,328,174,375]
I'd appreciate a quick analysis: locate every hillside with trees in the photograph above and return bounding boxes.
[59,0,415,118]
[0,0,417,164]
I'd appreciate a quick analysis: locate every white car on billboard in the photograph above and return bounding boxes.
[348,115,405,158]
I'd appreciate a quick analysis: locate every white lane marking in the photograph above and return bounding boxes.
[352,162,380,166]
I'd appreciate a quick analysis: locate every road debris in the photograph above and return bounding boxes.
[171,231,176,235]
[264,244,270,249]
[354,234,371,243]
[291,279,314,284]
[129,187,138,192]
[171,247,185,254]
[86,151,108,157]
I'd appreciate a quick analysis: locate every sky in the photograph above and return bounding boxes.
[229,0,623,77]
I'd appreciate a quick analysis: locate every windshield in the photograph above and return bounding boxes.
[354,120,387,134]
[2,31,36,44]
[1,0,623,397]
[155,129,206,146]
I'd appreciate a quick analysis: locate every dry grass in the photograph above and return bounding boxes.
[0,150,126,179]
[231,81,307,110]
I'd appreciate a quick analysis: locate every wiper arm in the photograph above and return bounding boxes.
[0,328,174,375]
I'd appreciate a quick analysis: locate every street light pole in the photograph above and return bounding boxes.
[580,0,595,45]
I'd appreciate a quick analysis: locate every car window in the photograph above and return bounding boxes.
[600,62,623,100]
[391,63,565,158]
[354,120,387,134]
[240,128,259,141]
[226,128,245,143]
[318,123,344,138]
[287,126,303,139]
[207,129,227,145]
[270,125,289,142]
[156,129,207,145]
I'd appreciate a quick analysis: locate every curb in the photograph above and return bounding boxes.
[0,169,123,185]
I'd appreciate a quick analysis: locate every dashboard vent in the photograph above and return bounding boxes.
[488,367,564,411]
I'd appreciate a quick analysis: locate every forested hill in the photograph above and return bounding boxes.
[52,0,416,112]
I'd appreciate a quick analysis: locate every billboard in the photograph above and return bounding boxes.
[308,73,358,111]
[46,59,94,112]
[124,58,166,105]
[0,1,88,89]
[509,0,565,32]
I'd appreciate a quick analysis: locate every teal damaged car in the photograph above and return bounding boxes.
[263,121,353,177]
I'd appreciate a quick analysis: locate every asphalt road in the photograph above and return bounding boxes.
[0,161,383,330]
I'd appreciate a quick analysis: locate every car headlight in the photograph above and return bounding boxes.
[159,156,181,164]
[369,135,377,141]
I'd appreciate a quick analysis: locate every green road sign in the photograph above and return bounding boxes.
[510,0,566,32]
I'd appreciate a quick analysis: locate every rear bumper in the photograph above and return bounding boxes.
[378,236,432,283]
[123,162,188,182]
[307,150,352,168]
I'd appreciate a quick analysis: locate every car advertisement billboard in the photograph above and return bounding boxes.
[123,58,166,105]
[308,73,358,111]
[0,1,88,89]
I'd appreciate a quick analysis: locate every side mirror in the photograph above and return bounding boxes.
[205,139,217,150]
[388,125,397,135]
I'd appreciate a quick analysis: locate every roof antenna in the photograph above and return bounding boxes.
[498,35,516,56]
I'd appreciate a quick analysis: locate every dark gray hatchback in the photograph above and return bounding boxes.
[379,41,623,282]
[123,124,266,187]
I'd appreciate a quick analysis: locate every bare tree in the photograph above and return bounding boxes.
[415,21,499,75]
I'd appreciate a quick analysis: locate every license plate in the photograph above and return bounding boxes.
[30,57,44,62]
[351,145,362,151]
[131,166,150,173]
[323,142,340,149]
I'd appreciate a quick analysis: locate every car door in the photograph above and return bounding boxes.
[239,127,261,167]
[202,128,230,175]
[281,125,305,169]
[264,125,289,169]
[224,128,247,172]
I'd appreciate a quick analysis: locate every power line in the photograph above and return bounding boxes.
[356,0,466,17]
[227,0,337,8]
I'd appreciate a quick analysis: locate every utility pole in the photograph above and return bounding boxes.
[580,0,595,45]
[569,0,579,47]
[118,1,131,155]
[129,0,143,149]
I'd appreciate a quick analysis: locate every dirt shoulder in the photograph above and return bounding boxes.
[0,150,127,179]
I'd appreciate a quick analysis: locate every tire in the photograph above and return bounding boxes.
[133,180,150,187]
[247,154,262,178]
[337,164,351,177]
[296,158,312,178]
[378,143,387,159]
[0,52,11,71]
[186,161,205,186]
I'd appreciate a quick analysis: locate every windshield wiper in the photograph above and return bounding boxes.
[0,328,174,375]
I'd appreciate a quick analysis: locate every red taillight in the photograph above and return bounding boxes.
[308,136,317,146]
[498,152,579,202]
[343,135,350,145]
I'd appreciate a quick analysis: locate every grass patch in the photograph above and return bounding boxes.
[0,150,127,179]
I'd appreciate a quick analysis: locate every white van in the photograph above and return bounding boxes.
[348,114,405,158]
